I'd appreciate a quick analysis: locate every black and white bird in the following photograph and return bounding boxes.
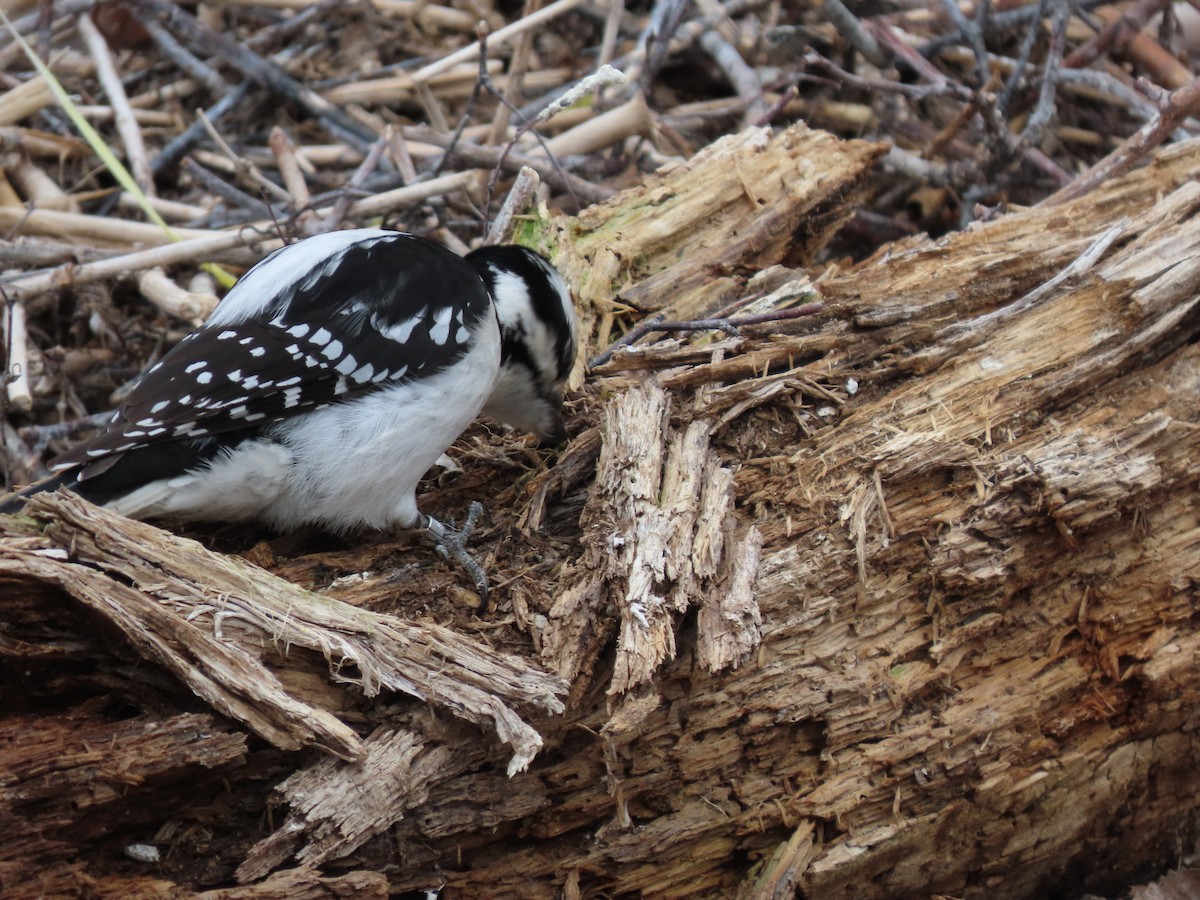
[1,228,577,596]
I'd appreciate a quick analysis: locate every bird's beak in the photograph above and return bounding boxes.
[539,404,568,446]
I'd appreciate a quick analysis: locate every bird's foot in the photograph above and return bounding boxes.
[420,501,489,607]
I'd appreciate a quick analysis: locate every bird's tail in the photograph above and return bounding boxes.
[0,469,81,514]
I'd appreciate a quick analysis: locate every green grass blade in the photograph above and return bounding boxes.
[0,9,236,290]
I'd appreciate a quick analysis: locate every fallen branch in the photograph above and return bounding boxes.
[588,302,826,369]
[0,170,480,302]
[1043,74,1200,205]
[77,12,154,195]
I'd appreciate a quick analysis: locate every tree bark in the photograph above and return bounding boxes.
[3,124,1200,898]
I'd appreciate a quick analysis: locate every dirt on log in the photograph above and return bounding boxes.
[4,123,1200,898]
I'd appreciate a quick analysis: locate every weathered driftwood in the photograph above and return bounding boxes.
[517,136,1200,898]
[3,123,1200,897]
[521,121,887,368]
[4,491,566,772]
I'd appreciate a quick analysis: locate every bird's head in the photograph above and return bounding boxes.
[467,246,578,443]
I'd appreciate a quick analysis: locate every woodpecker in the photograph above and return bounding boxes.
[1,228,578,597]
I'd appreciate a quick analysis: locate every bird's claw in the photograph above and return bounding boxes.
[421,502,489,606]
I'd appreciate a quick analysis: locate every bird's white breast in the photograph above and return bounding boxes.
[258,313,501,532]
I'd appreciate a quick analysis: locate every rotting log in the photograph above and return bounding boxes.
[3,124,1200,898]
